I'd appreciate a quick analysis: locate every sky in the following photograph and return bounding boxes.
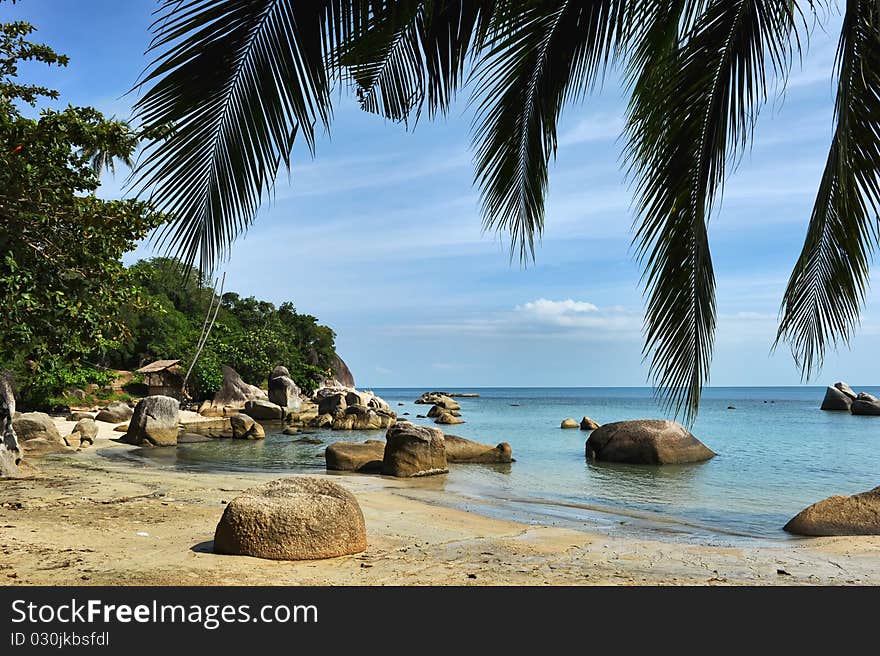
[4,0,878,388]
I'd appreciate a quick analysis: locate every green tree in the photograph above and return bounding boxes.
[131,0,880,419]
[0,20,165,406]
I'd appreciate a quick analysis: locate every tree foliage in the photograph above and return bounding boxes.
[0,20,165,407]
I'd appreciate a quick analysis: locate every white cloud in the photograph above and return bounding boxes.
[558,114,625,147]
[515,298,599,323]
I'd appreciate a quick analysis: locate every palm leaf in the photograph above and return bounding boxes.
[131,0,359,272]
[775,0,880,376]
[471,0,631,263]
[626,0,801,421]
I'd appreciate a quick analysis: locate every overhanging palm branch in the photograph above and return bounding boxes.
[472,0,630,262]
[132,0,358,271]
[775,0,880,377]
[626,0,800,419]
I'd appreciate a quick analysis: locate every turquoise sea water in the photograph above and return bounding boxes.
[121,387,880,543]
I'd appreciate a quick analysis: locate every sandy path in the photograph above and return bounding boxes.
[0,417,878,586]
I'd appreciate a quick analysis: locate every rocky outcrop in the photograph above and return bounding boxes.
[12,412,68,455]
[325,440,385,473]
[95,401,133,424]
[211,365,268,409]
[243,399,284,421]
[585,419,715,465]
[330,354,355,389]
[820,386,853,411]
[434,412,464,425]
[382,422,447,477]
[414,392,460,410]
[443,435,512,463]
[561,418,578,429]
[834,381,858,401]
[580,416,600,431]
[230,414,266,440]
[267,366,302,413]
[122,396,180,447]
[65,417,98,448]
[784,487,880,536]
[0,375,22,477]
[318,392,347,418]
[851,393,880,416]
[311,390,396,430]
[213,477,367,560]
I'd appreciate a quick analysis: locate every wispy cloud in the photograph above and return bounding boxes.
[558,113,625,147]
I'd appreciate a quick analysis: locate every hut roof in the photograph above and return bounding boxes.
[137,359,181,374]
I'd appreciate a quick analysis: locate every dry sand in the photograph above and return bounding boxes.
[1,417,878,586]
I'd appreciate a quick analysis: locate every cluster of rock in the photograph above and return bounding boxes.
[325,421,513,477]
[820,381,880,415]
[415,392,465,425]
[561,416,601,430]
[309,389,396,431]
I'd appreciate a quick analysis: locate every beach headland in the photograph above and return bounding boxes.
[1,417,879,586]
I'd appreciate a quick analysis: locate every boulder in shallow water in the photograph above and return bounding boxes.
[784,487,880,536]
[585,419,715,465]
[561,418,578,429]
[95,401,132,424]
[820,386,852,411]
[230,414,265,440]
[318,393,347,418]
[325,440,385,473]
[382,422,447,477]
[851,393,880,416]
[834,381,858,401]
[580,416,600,431]
[66,417,98,448]
[243,399,284,421]
[122,396,179,447]
[414,392,460,410]
[434,412,464,425]
[444,435,513,463]
[213,477,367,560]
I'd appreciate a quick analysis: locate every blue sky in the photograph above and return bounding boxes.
[5,0,878,387]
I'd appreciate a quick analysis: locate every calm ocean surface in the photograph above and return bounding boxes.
[123,387,880,543]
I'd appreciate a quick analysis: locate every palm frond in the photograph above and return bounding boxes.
[131,0,357,272]
[471,0,631,263]
[626,0,800,421]
[775,0,880,376]
[338,0,492,122]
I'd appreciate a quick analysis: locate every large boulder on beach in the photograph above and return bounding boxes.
[268,366,302,413]
[585,419,715,465]
[834,381,858,401]
[211,365,268,409]
[382,422,448,477]
[325,440,385,473]
[851,393,880,416]
[820,386,853,411]
[122,396,179,447]
[95,401,133,424]
[65,417,98,448]
[561,418,579,429]
[243,399,284,421]
[213,477,367,560]
[12,412,68,455]
[784,487,880,536]
[444,435,513,464]
[230,414,265,440]
[414,392,460,410]
[580,416,600,431]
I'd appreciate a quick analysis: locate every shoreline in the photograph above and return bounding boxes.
[1,418,879,585]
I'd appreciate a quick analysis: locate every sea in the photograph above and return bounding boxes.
[118,386,880,545]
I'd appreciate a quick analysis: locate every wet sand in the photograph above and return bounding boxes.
[1,417,879,586]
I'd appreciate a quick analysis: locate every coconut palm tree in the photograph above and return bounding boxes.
[131,0,880,420]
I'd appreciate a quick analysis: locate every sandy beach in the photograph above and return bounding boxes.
[1,417,879,586]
